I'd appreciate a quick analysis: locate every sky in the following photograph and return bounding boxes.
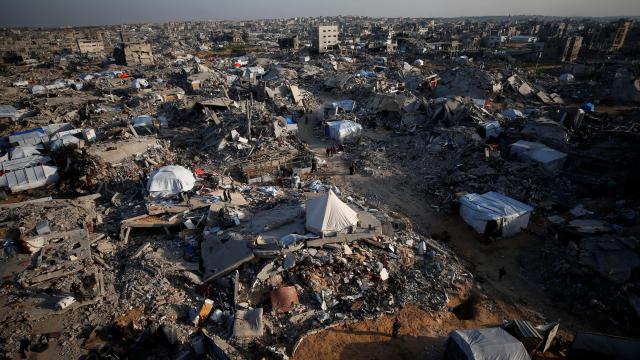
[1,0,639,27]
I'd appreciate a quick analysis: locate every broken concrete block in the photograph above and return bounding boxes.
[202,238,255,282]
[36,220,51,235]
[233,308,264,338]
[56,296,76,310]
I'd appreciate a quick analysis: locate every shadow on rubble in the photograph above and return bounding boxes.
[450,292,480,321]
[332,331,445,360]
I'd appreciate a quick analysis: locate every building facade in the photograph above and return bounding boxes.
[313,25,339,53]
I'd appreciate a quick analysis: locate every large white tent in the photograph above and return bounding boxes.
[147,165,196,198]
[305,190,358,234]
[325,120,363,143]
[459,192,533,237]
[445,328,530,360]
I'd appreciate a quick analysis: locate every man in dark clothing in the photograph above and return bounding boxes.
[311,158,318,173]
[349,162,355,175]
[392,317,401,338]
[326,147,331,157]
[498,267,506,280]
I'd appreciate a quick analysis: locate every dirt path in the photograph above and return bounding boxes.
[293,113,602,359]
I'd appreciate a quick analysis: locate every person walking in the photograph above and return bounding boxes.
[498,267,507,281]
[349,161,356,175]
[392,317,401,338]
[311,158,318,173]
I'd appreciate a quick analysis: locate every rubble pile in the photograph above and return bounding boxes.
[1,14,640,360]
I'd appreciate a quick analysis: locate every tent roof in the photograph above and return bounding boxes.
[460,192,533,221]
[305,190,358,233]
[147,165,196,197]
[449,327,530,360]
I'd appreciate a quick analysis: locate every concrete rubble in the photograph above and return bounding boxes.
[0,14,639,360]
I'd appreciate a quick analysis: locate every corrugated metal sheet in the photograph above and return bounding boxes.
[512,320,542,339]
[2,165,58,192]
[0,155,51,172]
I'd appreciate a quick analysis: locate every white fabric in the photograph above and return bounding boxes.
[448,327,530,360]
[459,192,533,237]
[327,120,363,143]
[559,73,575,83]
[147,165,196,198]
[132,78,149,89]
[132,115,154,127]
[306,190,358,234]
[10,146,41,160]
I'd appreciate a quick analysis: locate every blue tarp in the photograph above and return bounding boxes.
[581,102,595,112]
[11,128,44,137]
[357,70,375,78]
[285,116,296,125]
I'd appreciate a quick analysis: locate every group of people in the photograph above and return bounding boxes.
[325,144,344,157]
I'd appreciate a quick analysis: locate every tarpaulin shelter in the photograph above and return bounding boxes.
[306,190,358,234]
[0,165,59,192]
[510,140,567,173]
[445,327,530,360]
[459,192,533,237]
[147,166,196,198]
[325,120,363,143]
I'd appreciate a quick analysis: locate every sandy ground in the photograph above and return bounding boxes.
[291,108,602,359]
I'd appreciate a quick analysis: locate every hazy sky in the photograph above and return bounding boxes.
[1,0,638,27]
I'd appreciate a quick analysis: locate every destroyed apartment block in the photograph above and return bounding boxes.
[115,41,154,66]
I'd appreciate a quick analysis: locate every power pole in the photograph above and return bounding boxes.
[246,92,253,140]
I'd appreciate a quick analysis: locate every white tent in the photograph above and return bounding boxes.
[305,190,358,234]
[459,192,533,237]
[326,120,363,143]
[147,165,196,198]
[445,328,530,360]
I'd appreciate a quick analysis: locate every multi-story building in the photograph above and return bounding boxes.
[590,19,633,52]
[115,41,154,66]
[313,25,339,53]
[77,39,104,55]
[542,36,582,62]
[278,35,300,50]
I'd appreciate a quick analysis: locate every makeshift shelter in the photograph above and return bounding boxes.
[459,192,533,237]
[445,327,530,360]
[0,165,59,192]
[9,146,41,160]
[147,165,196,198]
[510,140,567,173]
[306,190,358,235]
[325,120,362,143]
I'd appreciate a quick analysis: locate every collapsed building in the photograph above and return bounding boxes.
[0,14,639,360]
